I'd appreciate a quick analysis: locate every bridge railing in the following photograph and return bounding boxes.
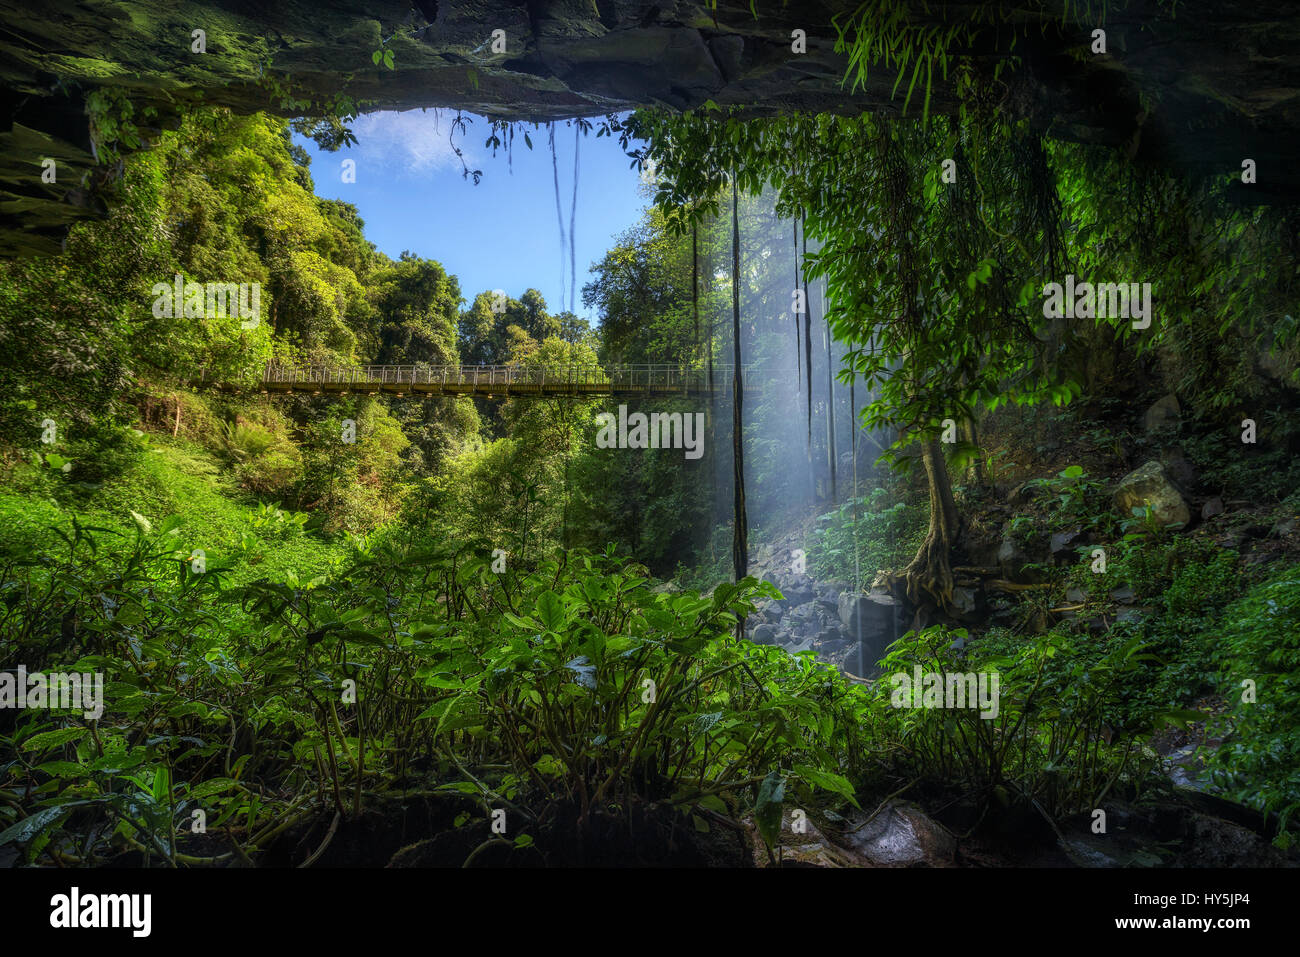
[262,362,743,392]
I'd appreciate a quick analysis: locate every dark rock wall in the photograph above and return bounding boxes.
[2,1,1299,253]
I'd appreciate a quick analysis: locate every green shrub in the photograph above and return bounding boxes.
[809,487,926,581]
[0,521,861,864]
[1209,563,1300,841]
[218,415,302,493]
[867,624,1166,817]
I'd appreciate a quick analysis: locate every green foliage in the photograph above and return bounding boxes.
[1022,465,1112,533]
[0,518,858,863]
[808,488,927,580]
[420,551,859,841]
[219,414,303,494]
[1209,565,1300,839]
[869,624,1166,817]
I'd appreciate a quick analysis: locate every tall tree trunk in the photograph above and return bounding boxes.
[731,177,748,586]
[961,417,987,488]
[795,210,806,468]
[692,221,700,348]
[704,222,719,530]
[849,371,863,675]
[706,224,715,395]
[793,217,802,394]
[903,438,959,610]
[818,267,836,501]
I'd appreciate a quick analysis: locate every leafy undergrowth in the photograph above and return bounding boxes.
[0,434,349,587]
[1209,564,1300,841]
[2,444,1295,866]
[0,512,870,866]
[808,487,927,583]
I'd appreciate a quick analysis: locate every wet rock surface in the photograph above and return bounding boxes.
[7,2,1300,253]
[840,801,957,867]
[746,536,903,675]
[1114,460,1191,527]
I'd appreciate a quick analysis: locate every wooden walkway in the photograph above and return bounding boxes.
[258,363,754,397]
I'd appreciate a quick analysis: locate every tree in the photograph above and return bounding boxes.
[367,254,461,366]
[627,106,1078,609]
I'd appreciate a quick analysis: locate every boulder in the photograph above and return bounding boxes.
[1160,446,1197,492]
[1142,393,1181,432]
[1114,461,1191,527]
[785,637,816,656]
[785,603,824,639]
[950,586,980,620]
[780,572,811,600]
[817,581,848,600]
[788,601,819,622]
[1202,496,1225,520]
[836,591,904,670]
[815,627,849,651]
[751,624,778,645]
[997,535,1025,568]
[1049,527,1082,560]
[841,801,956,867]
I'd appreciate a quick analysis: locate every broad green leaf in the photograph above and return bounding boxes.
[22,727,88,752]
[534,590,565,632]
[754,771,785,849]
[793,763,861,809]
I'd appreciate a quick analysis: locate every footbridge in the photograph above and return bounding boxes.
[257,363,756,397]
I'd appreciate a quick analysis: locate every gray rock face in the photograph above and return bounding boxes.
[817,581,848,599]
[1143,393,1181,432]
[950,586,980,620]
[1114,461,1191,527]
[751,624,777,645]
[815,626,849,650]
[788,600,819,622]
[781,583,815,606]
[1049,528,1082,560]
[841,801,956,867]
[5,0,1300,257]
[836,591,903,672]
[997,535,1032,580]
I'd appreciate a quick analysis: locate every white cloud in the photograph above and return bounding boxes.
[351,109,476,175]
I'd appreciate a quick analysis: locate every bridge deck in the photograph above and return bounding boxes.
[258,363,755,397]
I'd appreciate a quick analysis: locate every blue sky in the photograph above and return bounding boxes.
[295,110,650,323]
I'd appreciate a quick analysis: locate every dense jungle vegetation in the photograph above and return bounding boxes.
[1,78,1298,867]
